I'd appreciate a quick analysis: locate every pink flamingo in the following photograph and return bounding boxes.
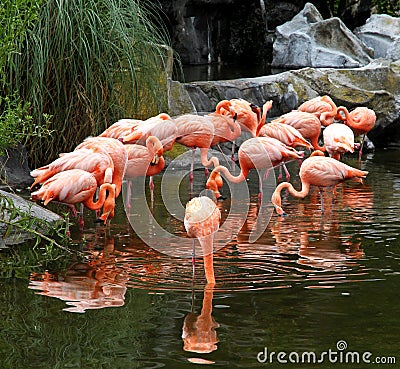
[271,111,325,151]
[336,106,376,160]
[206,136,303,200]
[271,151,368,215]
[298,95,341,126]
[184,193,221,285]
[124,136,165,206]
[323,123,355,160]
[31,169,117,225]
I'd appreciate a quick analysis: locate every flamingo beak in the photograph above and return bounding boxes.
[151,154,159,166]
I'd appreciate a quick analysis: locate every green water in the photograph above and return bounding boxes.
[1,148,399,368]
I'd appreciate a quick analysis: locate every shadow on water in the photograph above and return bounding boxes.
[2,149,400,367]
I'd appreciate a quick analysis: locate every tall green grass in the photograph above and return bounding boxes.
[7,0,170,166]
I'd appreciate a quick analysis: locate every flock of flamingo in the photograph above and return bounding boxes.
[29,95,376,285]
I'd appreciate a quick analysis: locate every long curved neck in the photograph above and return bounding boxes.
[213,164,247,183]
[199,235,215,285]
[200,148,220,168]
[271,181,311,215]
[256,101,273,136]
[336,106,350,121]
[83,183,115,211]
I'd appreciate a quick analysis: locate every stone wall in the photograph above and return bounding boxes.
[151,0,377,66]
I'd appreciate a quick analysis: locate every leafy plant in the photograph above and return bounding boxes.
[0,94,53,157]
[6,0,171,167]
[372,0,400,16]
[0,192,73,253]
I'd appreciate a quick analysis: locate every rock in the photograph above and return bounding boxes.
[272,3,374,68]
[354,14,400,60]
[0,190,63,247]
[168,59,400,148]
[0,145,33,188]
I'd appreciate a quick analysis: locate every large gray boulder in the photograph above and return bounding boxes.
[0,190,63,247]
[354,14,400,60]
[168,59,400,148]
[272,3,374,68]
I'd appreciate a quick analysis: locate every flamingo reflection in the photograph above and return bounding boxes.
[29,238,129,313]
[182,286,219,355]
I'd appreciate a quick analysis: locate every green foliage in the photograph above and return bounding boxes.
[6,0,171,167]
[372,0,400,16]
[0,94,53,157]
[0,0,43,86]
[0,193,74,256]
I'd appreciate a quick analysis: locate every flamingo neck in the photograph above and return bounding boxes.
[213,164,247,183]
[83,183,116,211]
[200,148,220,168]
[256,101,273,136]
[199,235,215,285]
[271,181,311,215]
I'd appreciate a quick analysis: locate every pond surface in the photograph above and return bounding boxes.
[1,147,400,368]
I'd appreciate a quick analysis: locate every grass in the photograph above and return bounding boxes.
[5,0,171,167]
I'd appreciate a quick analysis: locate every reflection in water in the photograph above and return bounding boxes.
[182,286,219,356]
[29,238,129,313]
[4,149,400,368]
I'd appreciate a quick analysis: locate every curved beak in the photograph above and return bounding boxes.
[151,154,160,166]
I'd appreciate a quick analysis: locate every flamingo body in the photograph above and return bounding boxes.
[75,137,128,197]
[99,119,142,139]
[31,169,116,223]
[272,111,324,151]
[119,113,177,152]
[215,98,259,137]
[124,136,165,178]
[30,148,114,189]
[323,123,354,160]
[271,155,368,215]
[298,95,340,126]
[206,137,303,198]
[258,122,313,150]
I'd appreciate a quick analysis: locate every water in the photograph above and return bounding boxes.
[1,148,400,368]
[173,63,288,83]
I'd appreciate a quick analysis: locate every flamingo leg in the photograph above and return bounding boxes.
[149,176,155,206]
[126,180,132,214]
[79,203,85,231]
[358,134,366,163]
[283,164,290,181]
[319,187,325,214]
[192,239,196,278]
[277,166,283,182]
[231,141,235,161]
[190,148,195,194]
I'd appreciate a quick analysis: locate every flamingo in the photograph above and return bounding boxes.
[119,113,177,152]
[174,114,220,185]
[206,136,303,200]
[75,137,128,198]
[271,151,368,216]
[258,122,313,150]
[30,148,114,189]
[184,191,221,285]
[336,106,376,160]
[124,136,165,206]
[31,169,117,225]
[98,118,143,139]
[323,123,355,160]
[258,121,313,180]
[214,98,260,137]
[271,110,325,151]
[297,95,341,126]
